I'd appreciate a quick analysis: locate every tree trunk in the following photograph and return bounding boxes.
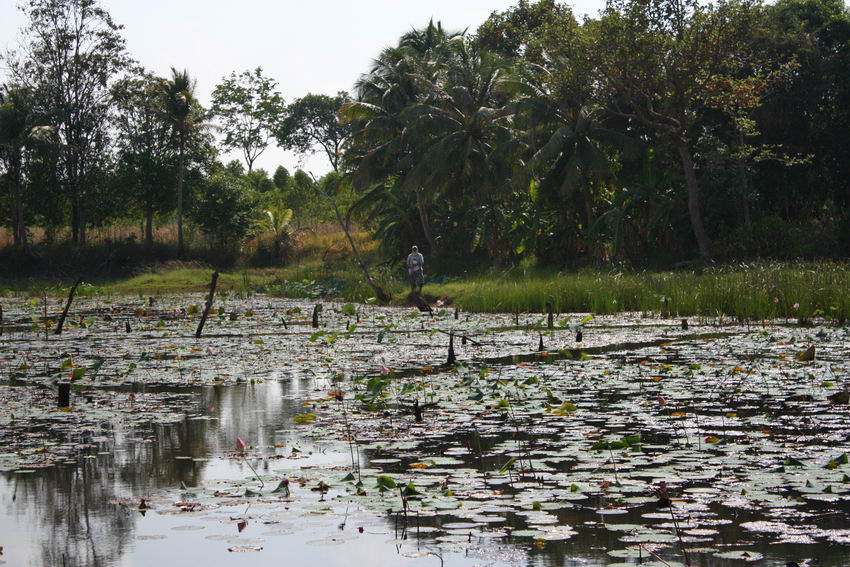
[13,183,26,247]
[415,188,439,253]
[77,199,86,246]
[177,134,185,258]
[145,200,154,246]
[674,139,711,260]
[10,149,26,247]
[71,201,80,244]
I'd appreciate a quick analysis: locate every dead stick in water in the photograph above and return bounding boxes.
[195,271,219,338]
[54,277,82,335]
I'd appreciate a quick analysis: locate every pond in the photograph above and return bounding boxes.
[0,293,848,566]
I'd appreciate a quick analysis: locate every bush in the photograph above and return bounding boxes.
[721,216,838,259]
[190,172,257,245]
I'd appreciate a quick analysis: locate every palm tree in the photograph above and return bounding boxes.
[515,62,636,264]
[400,40,518,259]
[254,204,293,261]
[345,21,465,254]
[161,68,199,257]
[347,25,520,260]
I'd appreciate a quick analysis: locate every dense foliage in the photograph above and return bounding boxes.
[346,0,850,267]
[1,0,849,270]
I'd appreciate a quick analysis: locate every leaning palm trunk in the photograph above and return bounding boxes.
[313,175,391,303]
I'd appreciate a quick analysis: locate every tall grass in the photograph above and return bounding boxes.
[430,262,850,320]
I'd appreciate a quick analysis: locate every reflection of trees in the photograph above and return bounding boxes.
[0,381,314,566]
[3,458,135,567]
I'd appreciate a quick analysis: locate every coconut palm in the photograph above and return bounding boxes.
[514,59,637,264]
[400,40,519,258]
[345,21,465,254]
[347,25,521,260]
[161,68,200,257]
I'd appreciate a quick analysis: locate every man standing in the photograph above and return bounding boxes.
[406,245,424,294]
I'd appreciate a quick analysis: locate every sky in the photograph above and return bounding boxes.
[0,0,605,176]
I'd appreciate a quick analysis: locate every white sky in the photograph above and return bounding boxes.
[1,0,605,176]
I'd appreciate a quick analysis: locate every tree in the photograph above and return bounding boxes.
[278,92,351,172]
[211,67,284,173]
[6,0,130,245]
[0,85,38,247]
[346,23,522,260]
[344,21,466,254]
[245,168,274,193]
[400,40,519,259]
[190,171,256,245]
[575,0,764,260]
[111,71,175,245]
[273,165,290,189]
[161,68,203,257]
[476,0,572,61]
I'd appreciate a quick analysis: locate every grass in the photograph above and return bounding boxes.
[428,262,850,321]
[2,224,849,322]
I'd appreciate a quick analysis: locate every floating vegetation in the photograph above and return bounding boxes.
[1,293,849,566]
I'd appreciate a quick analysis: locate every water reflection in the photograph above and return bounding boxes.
[0,379,318,567]
[1,376,847,567]
[3,460,136,567]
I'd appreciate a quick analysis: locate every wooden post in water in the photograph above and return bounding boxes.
[546,301,554,329]
[454,306,459,320]
[447,332,456,365]
[58,383,71,408]
[54,277,82,335]
[312,304,321,328]
[0,302,3,336]
[195,271,219,338]
[681,319,689,330]
[538,334,544,351]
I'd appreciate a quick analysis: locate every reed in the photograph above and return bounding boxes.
[430,262,850,320]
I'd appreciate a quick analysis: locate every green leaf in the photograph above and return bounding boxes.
[622,433,642,446]
[498,457,517,474]
[376,475,397,491]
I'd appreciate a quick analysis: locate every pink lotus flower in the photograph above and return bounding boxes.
[206,346,215,354]
[773,297,779,303]
[793,303,800,310]
[379,365,391,376]
[236,437,247,452]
